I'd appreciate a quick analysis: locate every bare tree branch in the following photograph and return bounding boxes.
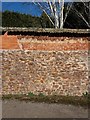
[47,0,54,17]
[72,6,90,28]
[63,2,73,25]
[33,2,55,26]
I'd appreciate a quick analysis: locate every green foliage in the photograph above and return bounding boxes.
[2,11,42,27]
[2,10,54,28]
[28,92,45,97]
[38,93,45,97]
[28,92,35,97]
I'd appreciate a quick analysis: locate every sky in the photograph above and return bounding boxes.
[2,2,43,16]
[1,0,73,16]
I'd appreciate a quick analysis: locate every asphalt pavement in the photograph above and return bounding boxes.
[2,99,88,118]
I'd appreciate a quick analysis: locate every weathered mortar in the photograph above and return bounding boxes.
[2,48,89,96]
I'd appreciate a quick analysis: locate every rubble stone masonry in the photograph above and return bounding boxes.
[1,35,89,96]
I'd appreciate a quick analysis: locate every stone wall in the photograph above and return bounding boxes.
[2,47,89,96]
[1,34,89,96]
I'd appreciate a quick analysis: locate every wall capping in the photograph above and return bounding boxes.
[1,27,90,34]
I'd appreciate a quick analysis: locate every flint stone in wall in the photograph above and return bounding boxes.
[1,50,89,96]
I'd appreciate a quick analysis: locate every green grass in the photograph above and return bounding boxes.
[2,93,90,107]
[28,92,35,97]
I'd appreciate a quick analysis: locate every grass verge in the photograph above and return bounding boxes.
[2,93,90,107]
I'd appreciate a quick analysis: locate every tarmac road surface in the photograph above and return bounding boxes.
[2,99,88,118]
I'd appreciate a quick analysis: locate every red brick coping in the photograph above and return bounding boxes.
[0,34,89,50]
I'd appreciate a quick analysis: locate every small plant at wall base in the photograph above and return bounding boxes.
[28,92,35,97]
[38,93,45,97]
[82,92,90,98]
